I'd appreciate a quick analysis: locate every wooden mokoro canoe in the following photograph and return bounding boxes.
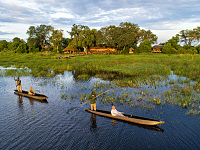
[85,109,165,126]
[14,90,48,100]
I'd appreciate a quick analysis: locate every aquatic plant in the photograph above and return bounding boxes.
[61,94,68,100]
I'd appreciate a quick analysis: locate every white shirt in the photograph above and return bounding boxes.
[111,109,124,116]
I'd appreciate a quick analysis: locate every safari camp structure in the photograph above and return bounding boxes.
[129,47,134,54]
[89,46,117,54]
[152,45,164,53]
[63,46,78,54]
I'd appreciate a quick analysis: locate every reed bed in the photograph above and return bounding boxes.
[1,52,199,115]
[0,52,199,82]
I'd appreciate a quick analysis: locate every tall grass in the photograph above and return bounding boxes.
[0,52,199,83]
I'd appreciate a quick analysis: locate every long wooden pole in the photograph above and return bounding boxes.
[70,89,111,112]
[14,77,17,90]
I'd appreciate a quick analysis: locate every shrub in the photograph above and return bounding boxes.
[138,39,152,53]
[16,43,27,53]
[162,43,177,54]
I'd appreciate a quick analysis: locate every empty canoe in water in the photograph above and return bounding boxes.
[85,109,165,126]
[14,90,48,100]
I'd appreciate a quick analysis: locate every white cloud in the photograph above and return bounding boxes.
[50,13,75,19]
[149,18,200,31]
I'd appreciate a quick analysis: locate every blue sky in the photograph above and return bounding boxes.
[0,0,200,43]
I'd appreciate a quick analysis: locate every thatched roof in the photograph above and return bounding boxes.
[129,47,134,50]
[63,46,78,51]
[153,45,164,49]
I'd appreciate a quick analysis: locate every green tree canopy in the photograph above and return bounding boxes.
[96,22,157,52]
[162,43,177,54]
[68,25,97,53]
[137,39,152,53]
[50,29,64,53]
[26,25,53,50]
[0,40,8,51]
[16,43,27,53]
[167,34,180,49]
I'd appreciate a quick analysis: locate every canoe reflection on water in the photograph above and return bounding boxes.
[17,95,48,106]
[110,118,164,132]
[90,114,98,133]
[115,119,164,132]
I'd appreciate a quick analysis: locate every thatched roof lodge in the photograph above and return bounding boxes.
[63,46,78,53]
[129,47,134,54]
[89,46,117,54]
[152,45,164,53]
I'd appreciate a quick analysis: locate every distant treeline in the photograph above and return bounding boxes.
[0,22,199,54]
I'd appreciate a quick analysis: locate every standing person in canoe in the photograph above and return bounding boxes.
[88,91,97,111]
[28,87,35,95]
[15,77,22,92]
[111,106,125,117]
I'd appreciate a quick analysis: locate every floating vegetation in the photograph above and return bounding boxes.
[186,109,200,115]
[61,94,68,100]
[77,74,90,80]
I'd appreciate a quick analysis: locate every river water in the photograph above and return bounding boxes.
[0,71,200,150]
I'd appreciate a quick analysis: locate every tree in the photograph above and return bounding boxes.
[167,34,180,49]
[177,47,187,54]
[50,29,64,53]
[99,25,119,48]
[68,24,91,53]
[68,24,89,39]
[96,22,157,53]
[78,28,97,53]
[138,39,152,53]
[8,37,26,52]
[16,43,27,53]
[162,43,177,54]
[179,30,189,45]
[139,29,157,44]
[68,24,97,54]
[186,47,198,54]
[26,25,53,50]
[179,29,196,46]
[27,37,40,53]
[0,40,8,51]
[62,38,69,48]
[195,45,200,54]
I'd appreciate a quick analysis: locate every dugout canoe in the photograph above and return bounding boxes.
[14,90,48,100]
[85,109,165,126]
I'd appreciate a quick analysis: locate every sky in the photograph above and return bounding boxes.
[0,0,200,44]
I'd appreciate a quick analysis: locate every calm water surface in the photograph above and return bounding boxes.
[0,71,200,150]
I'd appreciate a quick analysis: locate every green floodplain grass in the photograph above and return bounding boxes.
[0,52,199,82]
[0,52,200,115]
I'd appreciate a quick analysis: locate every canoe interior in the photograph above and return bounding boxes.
[14,90,48,99]
[85,108,165,126]
[95,109,161,122]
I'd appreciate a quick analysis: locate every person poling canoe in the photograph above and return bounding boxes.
[14,77,22,92]
[28,87,35,95]
[88,91,97,111]
[70,89,111,112]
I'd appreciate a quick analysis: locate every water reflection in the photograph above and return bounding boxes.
[28,98,48,105]
[90,114,97,133]
[110,119,164,132]
[111,119,116,126]
[18,95,23,107]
